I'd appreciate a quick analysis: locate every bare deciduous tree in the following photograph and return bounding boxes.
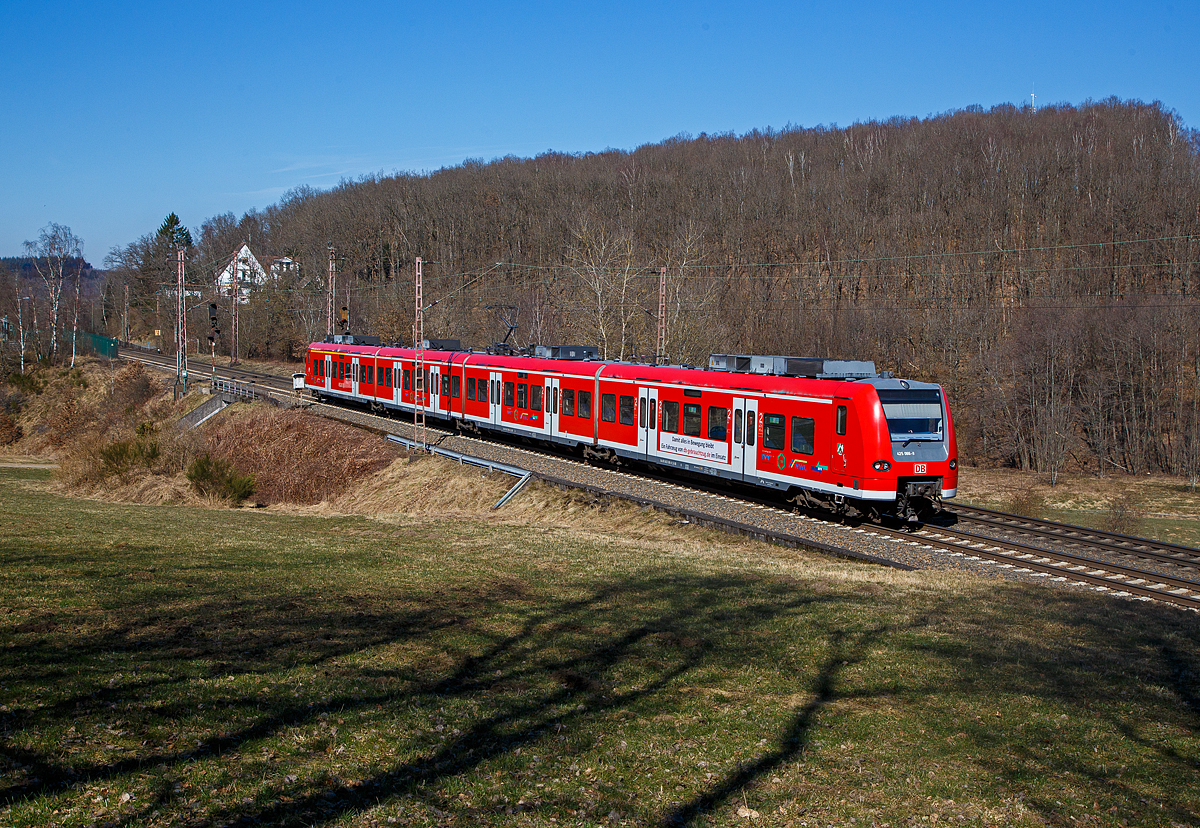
[23,223,83,363]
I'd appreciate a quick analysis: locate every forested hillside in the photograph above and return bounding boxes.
[93,100,1200,478]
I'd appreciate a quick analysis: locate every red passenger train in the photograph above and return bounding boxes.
[303,338,958,522]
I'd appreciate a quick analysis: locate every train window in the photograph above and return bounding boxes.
[384,366,390,388]
[649,398,656,428]
[683,403,702,436]
[734,410,743,444]
[562,388,575,417]
[619,395,635,426]
[367,365,374,385]
[601,393,617,423]
[836,405,847,435]
[639,398,646,428]
[747,412,756,446]
[478,379,488,404]
[466,377,476,400]
[877,388,943,441]
[552,388,557,414]
[441,374,451,397]
[708,406,727,440]
[661,400,679,432]
[684,389,702,398]
[452,375,461,398]
[424,369,431,393]
[531,384,542,411]
[517,383,528,409]
[503,382,514,406]
[763,413,785,449]
[791,416,815,455]
[578,389,592,419]
[403,369,411,390]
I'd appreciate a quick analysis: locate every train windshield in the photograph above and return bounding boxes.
[877,388,944,442]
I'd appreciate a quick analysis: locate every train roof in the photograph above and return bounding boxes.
[306,341,932,399]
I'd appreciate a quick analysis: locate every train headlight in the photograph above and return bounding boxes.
[872,460,891,472]
[948,458,958,470]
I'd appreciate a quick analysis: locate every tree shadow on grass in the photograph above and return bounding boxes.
[3,571,1198,826]
[1,570,843,825]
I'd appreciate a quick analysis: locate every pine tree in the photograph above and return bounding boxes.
[157,213,193,249]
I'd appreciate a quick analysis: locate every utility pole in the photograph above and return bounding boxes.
[176,248,188,392]
[231,252,242,366]
[414,256,426,451]
[656,266,667,365]
[123,284,129,343]
[327,242,336,338]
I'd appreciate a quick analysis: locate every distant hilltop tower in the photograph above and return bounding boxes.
[1031,83,1036,111]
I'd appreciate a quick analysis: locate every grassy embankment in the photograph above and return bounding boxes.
[1,458,1198,828]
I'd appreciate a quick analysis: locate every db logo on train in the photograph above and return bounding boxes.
[914,464,927,474]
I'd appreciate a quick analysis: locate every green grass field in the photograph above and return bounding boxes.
[1,466,1197,827]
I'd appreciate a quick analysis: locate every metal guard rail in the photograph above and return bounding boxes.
[385,434,533,509]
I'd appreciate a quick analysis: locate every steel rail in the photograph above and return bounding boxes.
[894,523,1200,610]
[946,503,1200,566]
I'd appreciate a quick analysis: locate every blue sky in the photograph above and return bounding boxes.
[2,0,1196,261]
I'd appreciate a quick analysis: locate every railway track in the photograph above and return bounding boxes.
[119,349,1200,611]
[945,503,1200,575]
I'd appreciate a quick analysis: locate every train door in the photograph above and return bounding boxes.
[324,356,331,392]
[638,386,659,457]
[490,371,503,426]
[351,358,360,396]
[544,377,559,437]
[429,367,440,415]
[732,397,758,480]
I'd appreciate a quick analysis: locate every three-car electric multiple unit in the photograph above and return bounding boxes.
[303,337,958,522]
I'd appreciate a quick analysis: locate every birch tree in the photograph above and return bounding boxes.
[23,223,83,363]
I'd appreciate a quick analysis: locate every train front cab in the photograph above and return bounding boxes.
[862,379,958,522]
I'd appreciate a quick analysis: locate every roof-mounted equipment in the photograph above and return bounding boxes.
[707,354,877,379]
[533,345,599,360]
